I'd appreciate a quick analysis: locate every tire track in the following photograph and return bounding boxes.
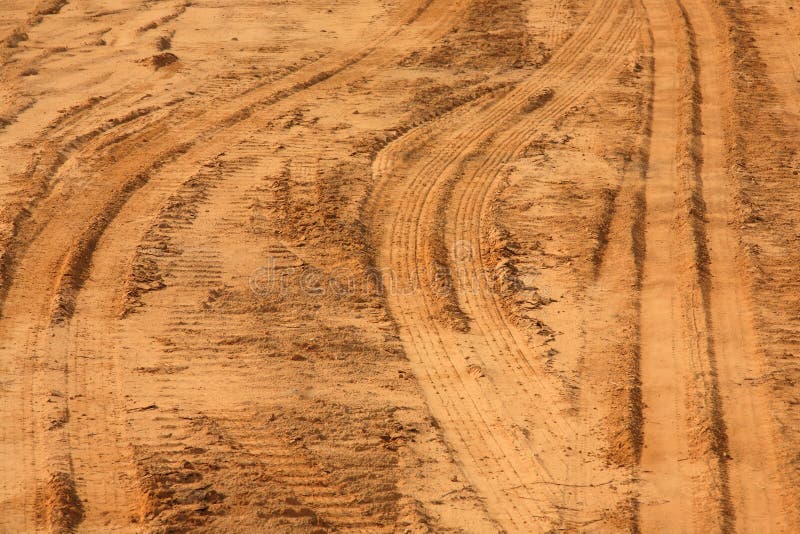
[366,0,643,529]
[45,0,468,326]
[122,147,411,529]
[681,0,791,529]
[451,14,642,527]
[636,0,692,527]
[0,0,460,529]
[706,0,800,523]
[638,0,734,530]
[370,0,634,315]
[0,1,476,530]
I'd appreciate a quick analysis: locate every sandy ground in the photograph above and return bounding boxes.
[1,0,799,532]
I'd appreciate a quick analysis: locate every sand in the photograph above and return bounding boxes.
[0,0,799,531]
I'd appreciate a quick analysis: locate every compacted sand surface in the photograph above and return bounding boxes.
[1,0,800,532]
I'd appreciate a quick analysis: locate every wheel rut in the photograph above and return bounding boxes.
[0,0,458,529]
[366,0,643,529]
[639,0,787,530]
[2,0,796,530]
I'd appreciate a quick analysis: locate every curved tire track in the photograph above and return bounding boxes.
[365,0,643,529]
[0,0,461,529]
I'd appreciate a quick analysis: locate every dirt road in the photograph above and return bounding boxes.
[1,0,799,532]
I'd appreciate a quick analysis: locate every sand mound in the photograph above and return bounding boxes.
[151,52,178,69]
